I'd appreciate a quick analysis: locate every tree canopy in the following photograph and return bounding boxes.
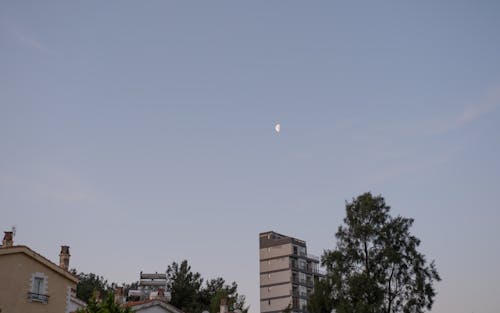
[77,293,131,313]
[166,260,249,313]
[73,260,248,313]
[72,270,110,304]
[308,192,440,313]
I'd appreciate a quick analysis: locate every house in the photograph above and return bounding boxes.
[0,231,85,313]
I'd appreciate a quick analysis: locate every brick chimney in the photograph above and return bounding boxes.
[2,231,13,247]
[59,245,70,270]
[220,298,228,313]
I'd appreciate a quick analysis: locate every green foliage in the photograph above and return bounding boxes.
[167,260,204,313]
[307,278,334,313]
[76,293,131,313]
[166,260,249,313]
[208,289,248,313]
[72,260,248,313]
[73,270,110,303]
[310,192,440,313]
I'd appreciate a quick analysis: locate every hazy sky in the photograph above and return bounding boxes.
[1,2,500,313]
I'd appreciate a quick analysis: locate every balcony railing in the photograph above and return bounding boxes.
[27,292,49,304]
[292,290,310,299]
[292,276,314,287]
[291,262,325,277]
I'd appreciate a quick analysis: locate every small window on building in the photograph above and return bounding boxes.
[29,273,48,304]
[267,247,271,252]
[268,299,271,306]
[33,277,44,294]
[267,287,271,292]
[268,273,271,279]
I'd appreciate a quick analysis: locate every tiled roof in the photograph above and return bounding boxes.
[122,299,184,313]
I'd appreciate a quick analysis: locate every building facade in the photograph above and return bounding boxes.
[259,231,324,313]
[0,231,82,313]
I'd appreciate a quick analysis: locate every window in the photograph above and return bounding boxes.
[267,287,271,292]
[28,273,49,304]
[33,277,44,294]
[268,299,271,306]
[268,273,271,279]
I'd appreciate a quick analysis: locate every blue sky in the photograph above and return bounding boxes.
[1,2,500,312]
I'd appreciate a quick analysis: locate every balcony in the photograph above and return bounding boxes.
[292,290,309,299]
[291,276,314,287]
[27,292,49,304]
[292,263,325,278]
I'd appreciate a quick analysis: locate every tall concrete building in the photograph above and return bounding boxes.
[259,231,324,313]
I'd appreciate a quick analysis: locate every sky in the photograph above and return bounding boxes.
[1,1,500,312]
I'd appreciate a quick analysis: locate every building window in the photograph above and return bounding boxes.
[28,272,49,304]
[268,273,271,279]
[267,287,271,292]
[267,247,271,252]
[33,277,44,293]
[268,299,271,306]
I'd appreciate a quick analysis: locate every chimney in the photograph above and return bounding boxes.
[158,288,165,298]
[59,245,70,270]
[2,231,13,247]
[114,287,124,304]
[220,298,228,313]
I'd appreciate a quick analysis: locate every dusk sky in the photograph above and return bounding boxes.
[1,2,500,313]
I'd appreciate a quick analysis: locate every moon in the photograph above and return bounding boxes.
[275,123,281,134]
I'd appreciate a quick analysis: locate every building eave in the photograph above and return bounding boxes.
[0,245,79,283]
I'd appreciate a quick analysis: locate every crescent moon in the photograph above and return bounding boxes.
[275,123,281,133]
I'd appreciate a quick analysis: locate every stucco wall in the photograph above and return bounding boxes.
[260,257,289,273]
[0,251,76,313]
[260,269,290,286]
[260,283,291,299]
[259,243,292,260]
[260,296,291,313]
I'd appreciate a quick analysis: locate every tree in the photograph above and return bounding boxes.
[208,288,249,313]
[307,278,334,313]
[72,270,110,303]
[77,293,132,313]
[165,260,249,313]
[166,260,204,313]
[311,192,440,313]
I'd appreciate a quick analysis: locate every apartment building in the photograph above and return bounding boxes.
[259,231,324,313]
